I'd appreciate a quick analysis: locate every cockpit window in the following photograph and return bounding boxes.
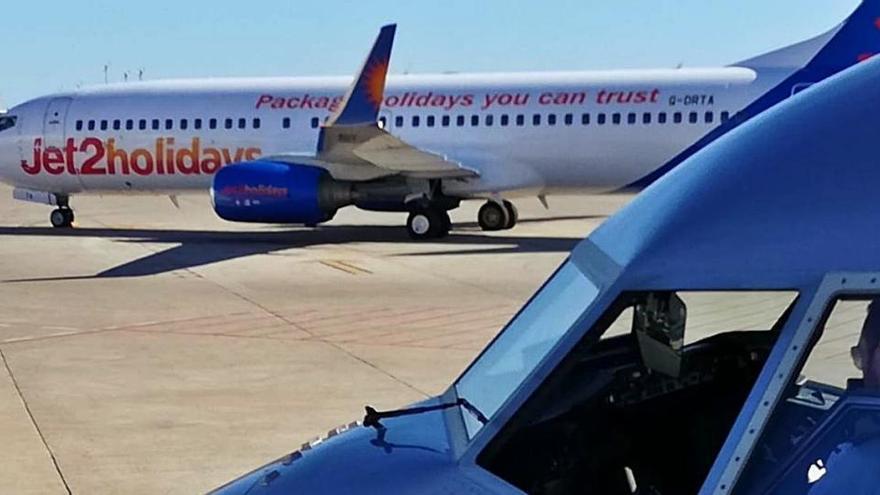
[0,115,16,132]
[734,297,880,495]
[478,290,797,495]
[455,261,599,438]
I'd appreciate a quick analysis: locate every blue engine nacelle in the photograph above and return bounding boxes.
[211,161,352,224]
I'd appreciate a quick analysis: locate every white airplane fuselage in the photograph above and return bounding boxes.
[0,67,787,199]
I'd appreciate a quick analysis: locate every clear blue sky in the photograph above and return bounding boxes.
[0,0,859,107]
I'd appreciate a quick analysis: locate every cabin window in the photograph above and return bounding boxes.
[126,119,134,130]
[475,287,798,495]
[720,111,730,123]
[673,112,683,124]
[516,115,525,127]
[612,113,622,125]
[734,296,880,495]
[472,115,480,127]
[597,113,607,125]
[658,112,668,124]
[165,119,173,130]
[100,120,108,131]
[427,115,435,127]
[547,114,557,126]
[501,115,509,127]
[485,115,494,127]
[689,112,698,124]
[643,113,652,124]
[88,120,96,131]
[704,111,714,124]
[238,118,246,129]
[564,113,573,126]
[533,114,541,126]
[112,120,121,130]
[412,115,420,127]
[224,118,232,130]
[152,119,160,130]
[455,115,465,127]
[76,120,83,131]
[310,117,319,129]
[180,119,188,130]
[582,113,590,125]
[253,118,260,129]
[627,112,637,124]
[139,119,147,130]
[395,116,404,127]
[442,115,451,127]
[194,118,202,130]
[209,118,217,130]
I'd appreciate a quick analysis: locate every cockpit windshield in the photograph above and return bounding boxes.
[0,115,17,133]
[478,290,798,495]
[455,261,599,438]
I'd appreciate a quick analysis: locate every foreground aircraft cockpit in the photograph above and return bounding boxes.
[211,45,880,495]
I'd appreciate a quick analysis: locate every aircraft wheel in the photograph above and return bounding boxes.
[502,200,518,230]
[440,210,452,235]
[50,208,74,228]
[478,201,509,231]
[406,208,449,240]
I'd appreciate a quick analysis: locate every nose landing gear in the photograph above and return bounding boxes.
[49,207,74,228]
[49,194,74,228]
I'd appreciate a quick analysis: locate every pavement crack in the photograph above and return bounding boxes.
[0,346,72,495]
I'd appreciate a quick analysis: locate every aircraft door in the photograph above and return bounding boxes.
[41,97,81,191]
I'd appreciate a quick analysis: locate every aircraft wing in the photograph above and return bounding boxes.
[317,124,478,180]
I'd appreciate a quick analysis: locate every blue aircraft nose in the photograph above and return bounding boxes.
[210,401,466,494]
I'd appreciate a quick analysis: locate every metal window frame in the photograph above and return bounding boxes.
[701,272,880,495]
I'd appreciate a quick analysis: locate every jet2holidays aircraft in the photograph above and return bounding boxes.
[210,50,880,494]
[0,1,879,238]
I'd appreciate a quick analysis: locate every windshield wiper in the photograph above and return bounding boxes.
[363,397,488,429]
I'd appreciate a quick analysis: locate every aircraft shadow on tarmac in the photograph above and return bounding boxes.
[0,215,598,281]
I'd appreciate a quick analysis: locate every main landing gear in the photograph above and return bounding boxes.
[406,207,452,240]
[478,200,518,231]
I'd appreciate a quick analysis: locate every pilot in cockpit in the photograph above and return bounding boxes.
[808,299,880,495]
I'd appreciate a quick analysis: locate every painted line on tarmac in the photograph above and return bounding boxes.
[319,260,372,275]
[0,348,72,494]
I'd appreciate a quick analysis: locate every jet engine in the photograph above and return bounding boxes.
[211,161,354,224]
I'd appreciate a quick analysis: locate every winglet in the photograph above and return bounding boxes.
[326,24,396,127]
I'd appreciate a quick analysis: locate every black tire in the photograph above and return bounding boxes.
[407,208,448,240]
[502,200,518,230]
[437,210,451,238]
[63,208,75,226]
[478,201,509,231]
[50,208,73,228]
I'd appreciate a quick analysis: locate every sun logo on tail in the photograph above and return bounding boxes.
[362,58,389,110]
